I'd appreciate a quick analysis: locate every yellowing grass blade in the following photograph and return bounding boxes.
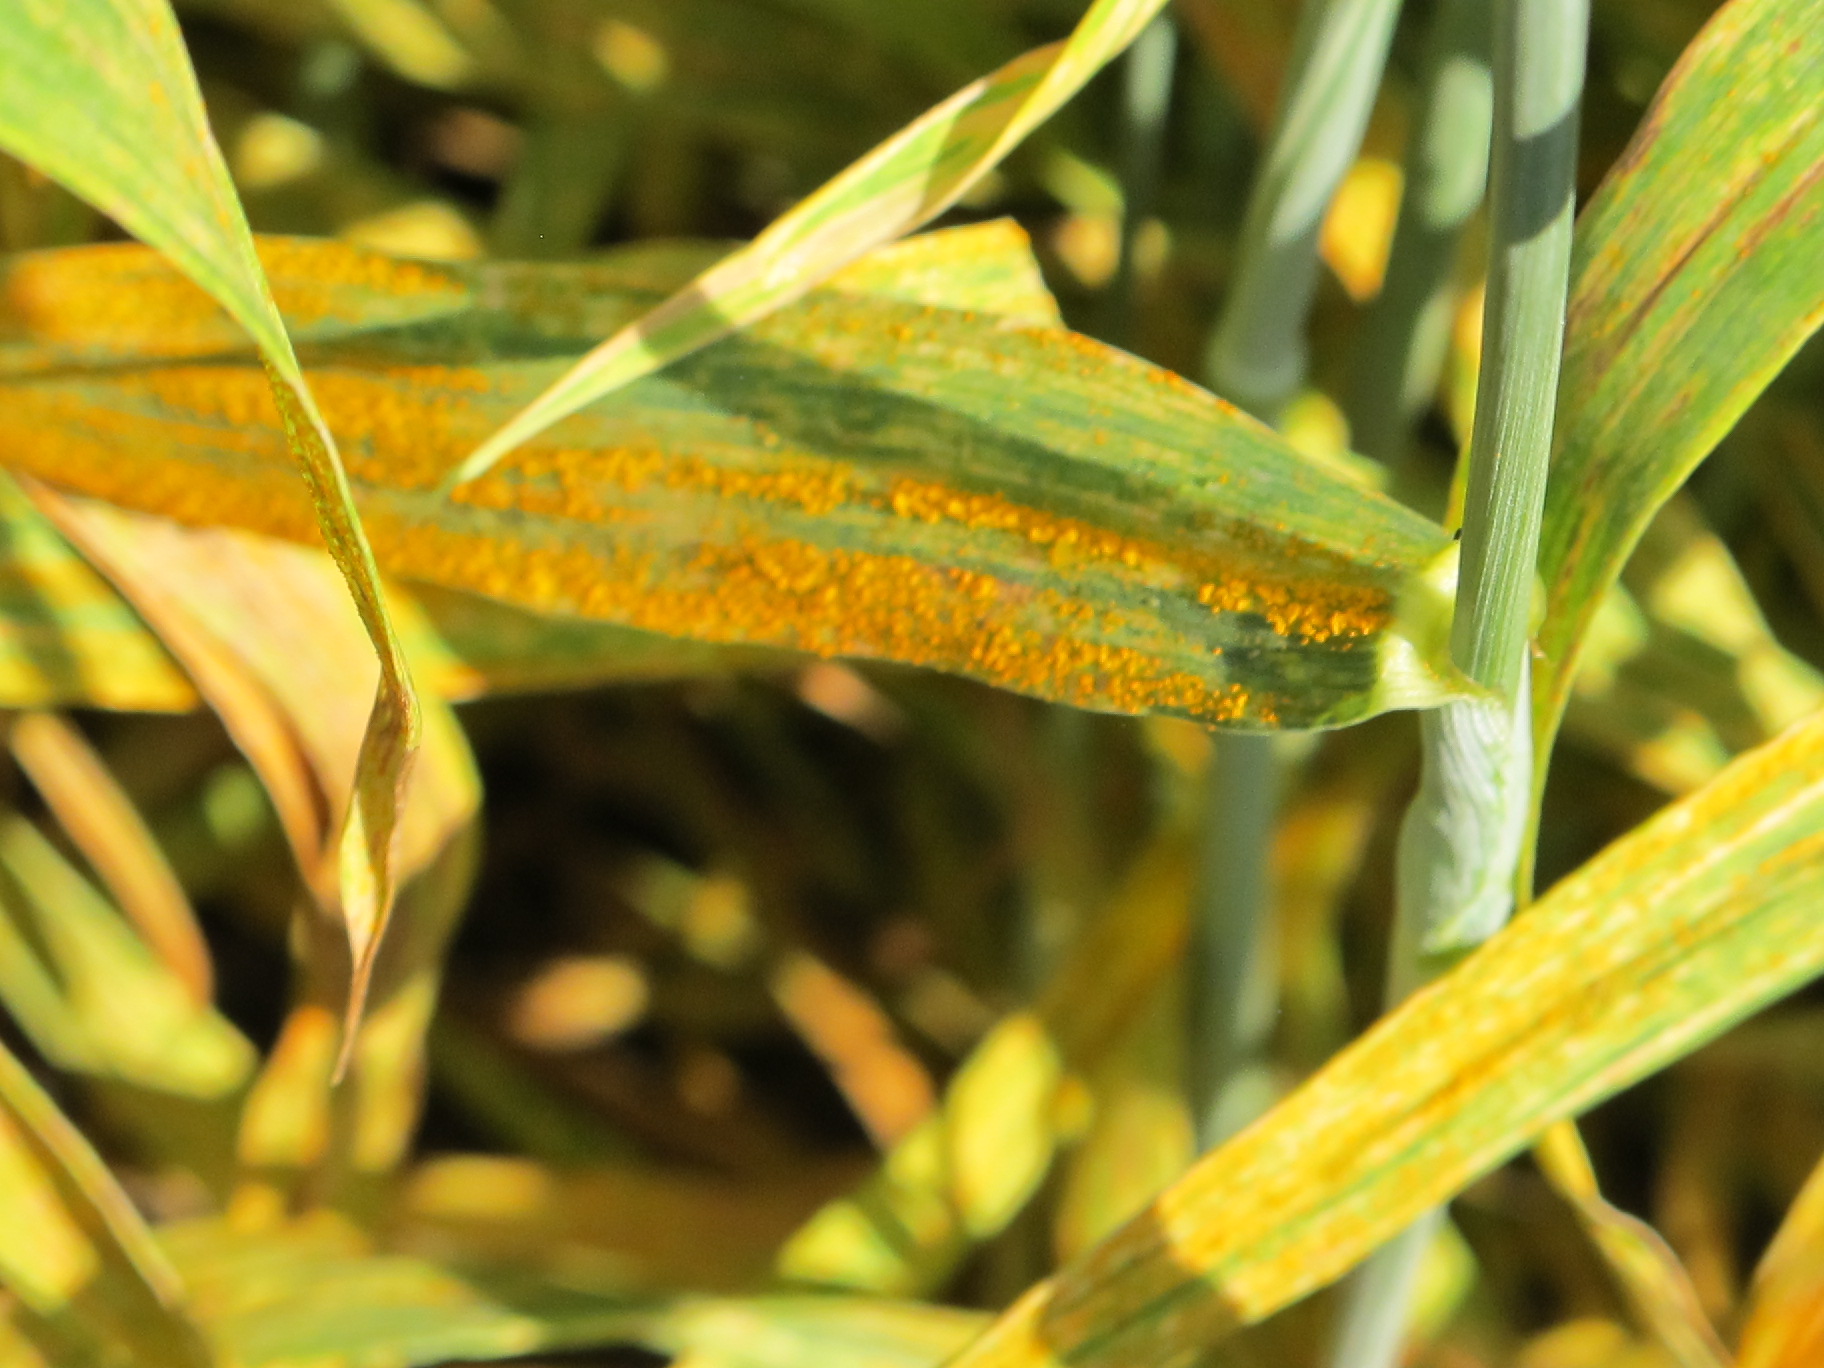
[0,811,254,1099]
[1536,0,1824,773]
[10,711,214,1005]
[0,0,422,1041]
[1738,1144,1824,1368]
[1533,1121,1730,1368]
[944,708,1824,1368]
[0,234,1464,731]
[445,0,1170,485]
[0,1040,214,1367]
[779,832,1192,1295]
[26,486,483,1215]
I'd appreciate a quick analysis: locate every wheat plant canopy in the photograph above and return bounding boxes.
[0,227,1464,730]
[0,0,423,1018]
[1536,0,1824,762]
[448,0,1172,483]
[940,706,1824,1368]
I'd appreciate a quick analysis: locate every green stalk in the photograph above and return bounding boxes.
[491,112,633,259]
[1203,0,1403,419]
[1108,12,1177,346]
[1192,0,1401,1152]
[1322,3,1587,1364]
[1346,0,1494,477]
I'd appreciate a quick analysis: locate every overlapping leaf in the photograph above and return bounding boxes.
[1535,0,1824,770]
[447,0,1173,482]
[0,228,1462,729]
[941,707,1824,1368]
[0,0,421,1039]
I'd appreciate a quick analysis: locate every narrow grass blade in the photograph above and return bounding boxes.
[1535,0,1824,774]
[779,832,1192,1294]
[943,707,1824,1368]
[1533,1121,1730,1368]
[0,0,424,1035]
[25,486,481,1213]
[445,0,1171,484]
[0,232,1465,730]
[10,711,213,1004]
[1738,1142,1824,1368]
[0,1039,214,1367]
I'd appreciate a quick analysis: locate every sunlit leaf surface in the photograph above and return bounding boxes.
[449,0,1172,481]
[0,229,1462,730]
[944,708,1824,1368]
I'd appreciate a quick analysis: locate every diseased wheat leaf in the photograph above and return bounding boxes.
[1536,0,1824,772]
[0,0,422,1033]
[0,230,1463,730]
[449,0,1171,482]
[942,707,1824,1368]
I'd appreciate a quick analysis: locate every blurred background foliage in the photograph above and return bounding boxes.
[3,1,1823,1365]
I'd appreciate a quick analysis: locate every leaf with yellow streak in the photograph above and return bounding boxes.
[942,708,1824,1368]
[1534,0,1824,794]
[447,0,1173,483]
[0,232,1464,730]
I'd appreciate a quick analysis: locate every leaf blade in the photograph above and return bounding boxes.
[942,708,1824,1368]
[0,234,1463,731]
[1535,0,1824,769]
[0,0,423,1035]
[445,0,1171,484]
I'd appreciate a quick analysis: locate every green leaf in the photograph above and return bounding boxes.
[0,230,1463,730]
[0,1040,213,1368]
[446,0,1172,484]
[1535,0,1824,771]
[942,706,1824,1368]
[0,0,423,1032]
